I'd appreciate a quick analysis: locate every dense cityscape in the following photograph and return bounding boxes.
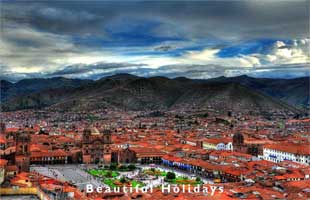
[0,0,309,199]
[0,103,309,199]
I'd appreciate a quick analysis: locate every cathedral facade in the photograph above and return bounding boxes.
[82,127,113,164]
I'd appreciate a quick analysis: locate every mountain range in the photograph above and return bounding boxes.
[0,74,308,115]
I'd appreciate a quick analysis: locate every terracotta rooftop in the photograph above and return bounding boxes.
[0,135,6,144]
[31,149,68,158]
[264,143,310,155]
[0,159,8,167]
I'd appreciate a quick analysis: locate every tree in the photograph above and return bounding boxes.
[120,176,126,183]
[128,164,136,171]
[119,165,126,170]
[106,171,112,177]
[166,172,176,180]
[196,177,201,182]
[110,163,117,170]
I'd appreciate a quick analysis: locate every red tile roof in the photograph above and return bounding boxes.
[0,159,8,167]
[264,143,310,155]
[0,135,6,144]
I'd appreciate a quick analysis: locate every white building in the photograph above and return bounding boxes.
[263,143,310,165]
[0,159,7,185]
[203,138,233,151]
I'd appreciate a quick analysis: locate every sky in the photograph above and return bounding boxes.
[0,0,309,82]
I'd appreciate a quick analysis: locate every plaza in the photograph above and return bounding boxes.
[30,163,213,193]
[30,164,105,191]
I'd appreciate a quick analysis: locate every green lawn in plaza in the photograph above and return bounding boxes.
[131,180,144,187]
[165,176,203,185]
[103,178,115,187]
[103,178,146,188]
[143,168,202,184]
[143,168,167,176]
[88,164,137,178]
[88,169,119,178]
[164,172,203,185]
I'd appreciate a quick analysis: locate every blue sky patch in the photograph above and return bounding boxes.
[216,39,288,58]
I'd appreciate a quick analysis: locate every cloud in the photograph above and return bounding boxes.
[49,62,148,76]
[264,39,310,65]
[154,45,175,52]
[180,38,309,68]
[2,3,107,37]
[0,25,73,72]
[0,25,121,74]
[146,63,309,79]
[3,1,308,41]
[0,1,308,81]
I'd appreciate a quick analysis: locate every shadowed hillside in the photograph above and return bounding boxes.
[1,74,303,116]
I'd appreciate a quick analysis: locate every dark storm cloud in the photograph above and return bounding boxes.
[1,2,106,37]
[0,1,308,81]
[2,1,308,41]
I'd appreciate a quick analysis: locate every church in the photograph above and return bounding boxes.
[82,126,113,164]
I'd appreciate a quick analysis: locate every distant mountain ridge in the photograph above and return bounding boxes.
[0,74,308,114]
[0,77,94,102]
[204,75,309,109]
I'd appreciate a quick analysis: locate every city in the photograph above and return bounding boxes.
[0,103,309,199]
[0,1,309,199]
